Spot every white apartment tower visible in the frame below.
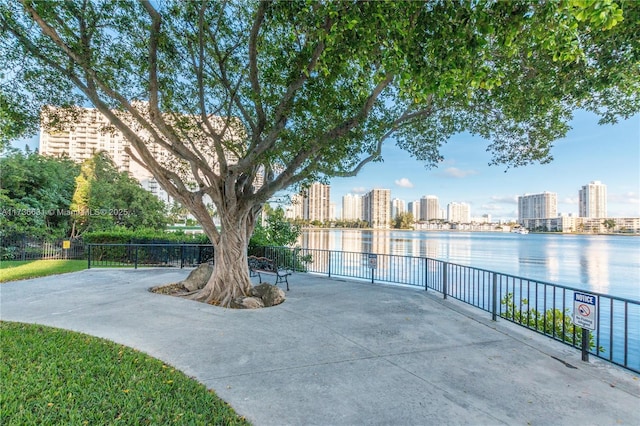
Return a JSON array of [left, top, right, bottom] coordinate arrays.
[[407, 200, 420, 221], [390, 198, 406, 219], [303, 183, 331, 223], [363, 189, 391, 228], [419, 195, 440, 221], [285, 193, 305, 220], [447, 202, 471, 223], [40, 107, 136, 175], [518, 192, 557, 221], [579, 181, 607, 218], [342, 194, 363, 220], [39, 105, 235, 208]]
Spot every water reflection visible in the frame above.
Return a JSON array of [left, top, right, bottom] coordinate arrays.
[[297, 229, 639, 300], [580, 239, 610, 294]]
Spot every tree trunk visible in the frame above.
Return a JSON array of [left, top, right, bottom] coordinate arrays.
[[193, 212, 254, 307]]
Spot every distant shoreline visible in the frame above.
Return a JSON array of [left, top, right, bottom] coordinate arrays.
[[300, 227, 639, 236]]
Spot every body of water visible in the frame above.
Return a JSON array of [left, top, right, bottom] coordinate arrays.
[[299, 229, 640, 302]]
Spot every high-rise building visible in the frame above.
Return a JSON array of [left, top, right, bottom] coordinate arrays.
[[303, 183, 331, 223], [363, 189, 391, 228], [447, 202, 471, 223], [518, 192, 557, 221], [407, 200, 420, 221], [286, 193, 304, 220], [419, 195, 439, 221], [140, 177, 173, 204], [390, 198, 406, 219], [39, 105, 238, 208], [40, 107, 136, 175], [342, 194, 363, 220], [579, 181, 607, 218]]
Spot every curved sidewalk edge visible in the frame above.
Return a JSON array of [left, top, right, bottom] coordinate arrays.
[[1, 268, 639, 426]]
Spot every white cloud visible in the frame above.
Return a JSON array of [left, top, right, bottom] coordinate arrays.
[[351, 186, 368, 194], [394, 177, 414, 188], [442, 167, 478, 178]]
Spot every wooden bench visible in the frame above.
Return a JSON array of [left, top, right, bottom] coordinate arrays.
[[248, 256, 292, 291]]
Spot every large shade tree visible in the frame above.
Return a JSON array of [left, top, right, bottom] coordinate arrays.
[[1, 1, 638, 306]]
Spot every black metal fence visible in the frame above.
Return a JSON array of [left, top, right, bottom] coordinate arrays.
[[87, 243, 214, 269], [264, 246, 640, 374], [0, 235, 84, 261]]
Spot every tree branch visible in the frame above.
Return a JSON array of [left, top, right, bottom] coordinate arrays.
[[327, 96, 436, 178], [239, 12, 335, 171], [256, 72, 395, 198], [249, 1, 267, 134]]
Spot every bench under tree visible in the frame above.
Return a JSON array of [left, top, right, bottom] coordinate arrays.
[[248, 256, 292, 291]]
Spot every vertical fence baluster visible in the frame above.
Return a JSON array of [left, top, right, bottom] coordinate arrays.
[[442, 262, 448, 300], [424, 257, 428, 291], [624, 302, 628, 367]]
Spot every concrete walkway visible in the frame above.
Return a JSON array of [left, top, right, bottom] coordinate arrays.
[[1, 268, 639, 425]]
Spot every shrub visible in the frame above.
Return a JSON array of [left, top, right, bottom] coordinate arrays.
[[500, 293, 603, 352]]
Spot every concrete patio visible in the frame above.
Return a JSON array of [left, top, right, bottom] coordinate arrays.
[[1, 268, 638, 425]]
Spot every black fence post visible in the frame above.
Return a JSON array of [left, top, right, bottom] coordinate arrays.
[[328, 250, 332, 277], [442, 262, 448, 300], [581, 328, 590, 362], [492, 273, 498, 321], [87, 244, 92, 269], [424, 257, 428, 291], [134, 245, 139, 269], [180, 245, 185, 269]]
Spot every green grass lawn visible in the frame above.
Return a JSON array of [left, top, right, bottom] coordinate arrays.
[[0, 259, 87, 283], [0, 321, 251, 425]]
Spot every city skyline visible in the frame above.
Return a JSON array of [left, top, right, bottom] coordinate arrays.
[[10, 109, 639, 220], [321, 110, 639, 220]]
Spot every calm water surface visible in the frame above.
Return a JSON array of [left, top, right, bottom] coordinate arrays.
[[299, 230, 640, 301]]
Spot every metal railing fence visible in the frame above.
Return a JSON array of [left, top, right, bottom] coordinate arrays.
[[87, 243, 214, 269], [1, 235, 84, 261], [264, 246, 640, 374]]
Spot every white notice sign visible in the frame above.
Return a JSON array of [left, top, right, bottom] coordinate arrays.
[[573, 292, 597, 330]]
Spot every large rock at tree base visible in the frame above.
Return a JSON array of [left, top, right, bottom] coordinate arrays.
[[177, 265, 286, 308], [251, 283, 286, 307], [180, 263, 213, 292], [230, 296, 265, 309]]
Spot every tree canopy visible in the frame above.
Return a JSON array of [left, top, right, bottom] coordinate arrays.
[[2, 0, 638, 306], [69, 151, 168, 237], [0, 149, 168, 240], [0, 147, 79, 239]]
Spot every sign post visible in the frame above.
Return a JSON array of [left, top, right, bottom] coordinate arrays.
[[573, 291, 597, 362], [368, 254, 377, 283], [62, 240, 71, 260]]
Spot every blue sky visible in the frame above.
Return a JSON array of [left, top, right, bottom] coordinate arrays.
[[12, 109, 639, 221], [326, 110, 640, 220]]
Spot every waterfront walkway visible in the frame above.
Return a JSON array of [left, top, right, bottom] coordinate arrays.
[[1, 268, 639, 425]]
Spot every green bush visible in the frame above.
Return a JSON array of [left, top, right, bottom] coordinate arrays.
[[500, 293, 603, 352], [83, 228, 210, 245]]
